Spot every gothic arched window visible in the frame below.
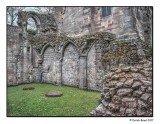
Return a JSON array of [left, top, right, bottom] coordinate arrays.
[[26, 18, 37, 35]]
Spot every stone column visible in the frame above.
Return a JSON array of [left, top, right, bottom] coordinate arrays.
[[79, 56, 87, 89], [22, 40, 30, 83], [58, 58, 63, 86]]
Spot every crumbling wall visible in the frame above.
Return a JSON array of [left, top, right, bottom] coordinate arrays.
[[90, 59, 152, 116], [7, 25, 22, 85], [62, 43, 79, 87], [7, 24, 142, 91], [7, 8, 152, 92], [87, 43, 97, 90], [42, 46, 59, 83], [62, 7, 137, 40]]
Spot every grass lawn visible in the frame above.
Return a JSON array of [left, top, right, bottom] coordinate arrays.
[[7, 83, 100, 116]]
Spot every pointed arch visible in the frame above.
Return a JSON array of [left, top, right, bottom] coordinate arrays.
[[40, 43, 52, 56], [27, 12, 41, 26], [61, 41, 79, 87], [61, 41, 80, 58], [86, 40, 97, 56]]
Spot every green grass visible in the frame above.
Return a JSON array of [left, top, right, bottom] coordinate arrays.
[[7, 83, 100, 116]]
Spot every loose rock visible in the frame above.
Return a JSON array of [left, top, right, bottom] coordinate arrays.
[[45, 91, 63, 97]]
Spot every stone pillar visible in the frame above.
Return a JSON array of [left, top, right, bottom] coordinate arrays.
[[22, 41, 30, 83], [58, 58, 63, 86], [79, 56, 87, 89]]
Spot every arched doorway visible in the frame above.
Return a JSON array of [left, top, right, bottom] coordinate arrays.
[[42, 46, 59, 84], [62, 43, 79, 87]]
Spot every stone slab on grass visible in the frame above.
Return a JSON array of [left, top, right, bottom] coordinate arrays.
[[45, 91, 63, 97], [23, 86, 35, 90]]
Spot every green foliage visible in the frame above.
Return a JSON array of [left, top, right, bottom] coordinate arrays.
[[146, 47, 152, 58], [27, 29, 37, 35], [7, 83, 100, 116]]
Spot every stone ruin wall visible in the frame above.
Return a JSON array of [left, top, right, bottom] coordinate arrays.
[[62, 7, 136, 38], [26, 32, 118, 91], [90, 59, 152, 116], [7, 25, 22, 85], [62, 43, 79, 87], [7, 26, 144, 91], [7, 7, 152, 91]]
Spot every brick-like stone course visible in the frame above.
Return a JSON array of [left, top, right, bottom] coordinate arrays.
[[90, 59, 152, 116]]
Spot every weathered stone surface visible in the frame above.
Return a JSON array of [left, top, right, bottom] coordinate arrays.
[[42, 46, 60, 83], [62, 43, 79, 87], [109, 88, 117, 96], [23, 86, 35, 90], [119, 107, 126, 116], [124, 74, 132, 78], [125, 108, 136, 116], [115, 69, 122, 73], [112, 95, 121, 104], [108, 103, 120, 112], [140, 85, 147, 92], [116, 82, 124, 88], [104, 72, 114, 79], [140, 70, 151, 77], [92, 57, 152, 116], [104, 110, 112, 116], [111, 67, 118, 72], [95, 104, 106, 114], [146, 86, 152, 93], [45, 91, 63, 97], [101, 99, 109, 107], [122, 97, 136, 102], [147, 96, 152, 105], [131, 73, 144, 78], [117, 88, 133, 96], [132, 81, 142, 89], [90, 110, 96, 116], [87, 43, 97, 90], [119, 78, 126, 83], [133, 90, 143, 97], [108, 81, 117, 88], [137, 99, 148, 109], [141, 93, 151, 101], [130, 67, 139, 72], [103, 87, 109, 92], [141, 80, 152, 86], [124, 79, 134, 88], [121, 67, 130, 72], [136, 110, 146, 116], [122, 97, 137, 108], [111, 75, 119, 80]]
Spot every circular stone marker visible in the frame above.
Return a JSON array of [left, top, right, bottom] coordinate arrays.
[[45, 91, 63, 97], [23, 86, 35, 90]]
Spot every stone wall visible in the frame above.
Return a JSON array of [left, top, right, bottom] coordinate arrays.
[[7, 7, 152, 92], [62, 43, 79, 87], [42, 46, 59, 83], [62, 7, 137, 40], [7, 25, 22, 85], [90, 59, 152, 116], [87, 43, 97, 90], [7, 26, 144, 91]]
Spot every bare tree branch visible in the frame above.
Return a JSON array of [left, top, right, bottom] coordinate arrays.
[[7, 7, 25, 26]]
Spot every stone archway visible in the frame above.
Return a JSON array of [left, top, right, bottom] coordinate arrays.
[[62, 43, 79, 87], [42, 46, 60, 84]]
